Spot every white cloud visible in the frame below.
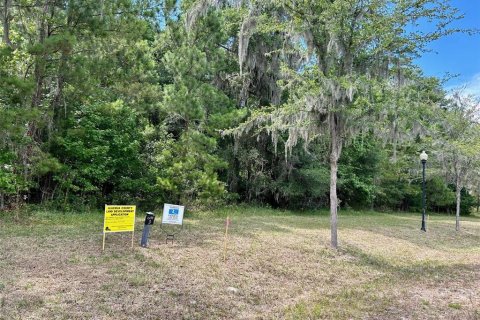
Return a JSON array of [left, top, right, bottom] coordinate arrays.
[[446, 73, 480, 98], [445, 75, 480, 122]]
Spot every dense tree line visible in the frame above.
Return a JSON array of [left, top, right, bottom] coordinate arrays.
[[1, 0, 479, 226]]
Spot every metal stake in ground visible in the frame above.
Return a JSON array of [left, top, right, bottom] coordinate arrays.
[[141, 212, 155, 247], [420, 151, 428, 232], [161, 204, 185, 245]]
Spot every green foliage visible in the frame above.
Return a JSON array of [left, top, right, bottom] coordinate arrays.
[[0, 152, 17, 195], [52, 101, 143, 206], [339, 137, 380, 209], [144, 126, 227, 206], [426, 176, 455, 211], [447, 186, 476, 216], [144, 9, 241, 206], [228, 138, 331, 209], [0, 0, 477, 216]]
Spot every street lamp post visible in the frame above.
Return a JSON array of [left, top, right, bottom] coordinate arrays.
[[420, 151, 428, 232]]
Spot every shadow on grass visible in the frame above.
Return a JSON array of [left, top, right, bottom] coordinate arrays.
[[2, 207, 479, 256], [228, 211, 480, 252], [180, 211, 480, 254], [285, 234, 480, 319], [341, 244, 480, 281], [344, 218, 480, 252]]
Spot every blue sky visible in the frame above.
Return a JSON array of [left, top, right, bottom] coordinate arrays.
[[415, 0, 480, 96]]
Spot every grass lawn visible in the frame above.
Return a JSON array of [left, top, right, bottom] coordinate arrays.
[[0, 207, 479, 319]]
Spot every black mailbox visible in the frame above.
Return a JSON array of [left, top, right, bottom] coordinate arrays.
[[141, 212, 155, 247], [144, 212, 155, 225]]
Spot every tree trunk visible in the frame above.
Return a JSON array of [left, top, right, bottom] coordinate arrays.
[[52, 53, 67, 123], [32, 53, 46, 109], [392, 119, 397, 163], [14, 190, 20, 221], [0, 192, 4, 210], [477, 193, 479, 213], [477, 183, 479, 213], [329, 112, 342, 249], [31, 2, 49, 109], [1, 0, 12, 47], [229, 150, 240, 194], [329, 155, 339, 248], [455, 178, 461, 231]]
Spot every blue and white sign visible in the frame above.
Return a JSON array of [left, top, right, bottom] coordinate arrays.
[[162, 204, 185, 225]]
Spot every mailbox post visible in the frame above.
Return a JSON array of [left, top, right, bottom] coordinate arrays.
[[140, 212, 155, 247]]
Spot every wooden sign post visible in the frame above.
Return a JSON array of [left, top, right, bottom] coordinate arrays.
[[223, 216, 231, 262]]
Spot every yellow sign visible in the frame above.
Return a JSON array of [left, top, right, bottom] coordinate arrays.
[[104, 205, 136, 232], [103, 205, 136, 250]]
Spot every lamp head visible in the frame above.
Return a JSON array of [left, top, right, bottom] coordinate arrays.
[[420, 150, 428, 162]]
